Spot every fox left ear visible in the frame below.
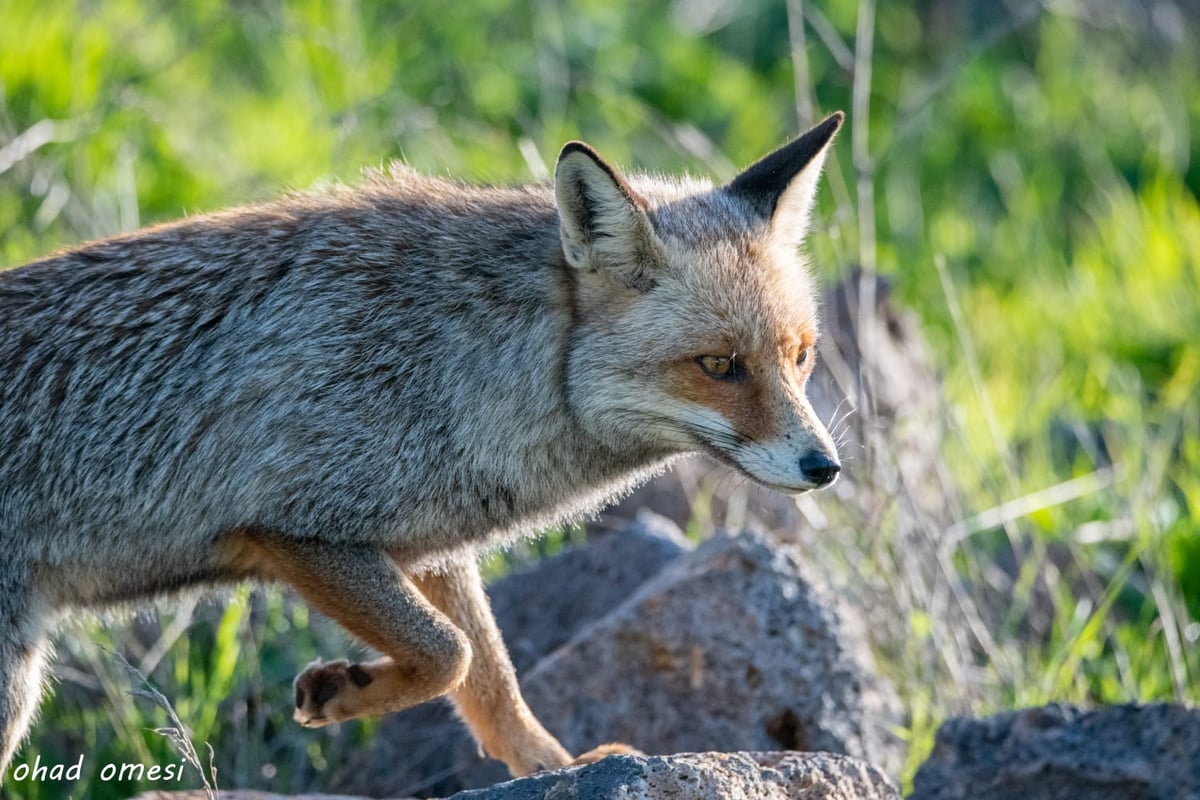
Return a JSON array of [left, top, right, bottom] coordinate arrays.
[[725, 111, 844, 245], [555, 141, 665, 291]]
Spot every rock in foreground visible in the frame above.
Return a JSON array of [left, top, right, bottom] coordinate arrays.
[[910, 703, 1200, 800], [452, 751, 899, 800], [521, 531, 901, 772], [136, 751, 898, 800]]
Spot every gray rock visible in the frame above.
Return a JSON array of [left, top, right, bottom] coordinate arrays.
[[138, 751, 897, 800], [450, 751, 899, 800], [520, 531, 901, 773], [493, 512, 691, 674], [909, 703, 1200, 800]]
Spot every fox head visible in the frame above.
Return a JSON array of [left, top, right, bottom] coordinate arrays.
[[555, 112, 844, 493]]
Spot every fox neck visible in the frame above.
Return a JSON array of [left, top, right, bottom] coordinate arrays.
[[454, 292, 679, 534], [373, 221, 680, 548]]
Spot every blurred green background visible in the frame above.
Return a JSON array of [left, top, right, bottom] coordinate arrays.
[[2, 0, 1198, 797]]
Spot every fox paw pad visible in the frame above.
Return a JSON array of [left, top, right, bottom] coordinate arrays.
[[293, 659, 373, 727]]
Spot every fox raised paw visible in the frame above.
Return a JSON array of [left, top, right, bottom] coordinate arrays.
[[293, 659, 375, 727]]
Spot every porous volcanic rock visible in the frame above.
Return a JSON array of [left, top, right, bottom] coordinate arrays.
[[138, 750, 899, 800], [910, 703, 1200, 800], [519, 531, 900, 770]]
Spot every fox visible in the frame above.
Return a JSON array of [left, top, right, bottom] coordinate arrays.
[[0, 111, 844, 782]]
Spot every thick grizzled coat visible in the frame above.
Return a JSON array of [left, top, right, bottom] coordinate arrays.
[[2, 179, 653, 601]]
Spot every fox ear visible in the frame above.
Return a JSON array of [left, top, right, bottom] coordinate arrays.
[[555, 141, 664, 291], [726, 111, 844, 245]]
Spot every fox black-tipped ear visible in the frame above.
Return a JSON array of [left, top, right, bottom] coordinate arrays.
[[726, 111, 844, 242], [555, 141, 664, 291]]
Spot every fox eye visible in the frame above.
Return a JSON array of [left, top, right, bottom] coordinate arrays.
[[697, 355, 744, 381], [796, 347, 812, 368]]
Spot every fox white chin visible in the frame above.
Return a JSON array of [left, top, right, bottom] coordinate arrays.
[[749, 476, 838, 495], [689, 439, 841, 495], [728, 459, 842, 495]]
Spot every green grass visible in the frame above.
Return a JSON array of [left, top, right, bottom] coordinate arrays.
[[2, 0, 1198, 797]]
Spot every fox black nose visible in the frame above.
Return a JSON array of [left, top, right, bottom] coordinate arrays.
[[799, 452, 841, 487]]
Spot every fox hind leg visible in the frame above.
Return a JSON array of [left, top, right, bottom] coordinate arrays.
[[0, 572, 50, 781]]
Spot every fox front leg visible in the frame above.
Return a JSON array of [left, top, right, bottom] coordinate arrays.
[[411, 557, 644, 775], [410, 556, 573, 776], [225, 534, 472, 726]]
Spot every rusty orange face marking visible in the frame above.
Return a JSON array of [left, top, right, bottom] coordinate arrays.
[[663, 357, 776, 444]]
